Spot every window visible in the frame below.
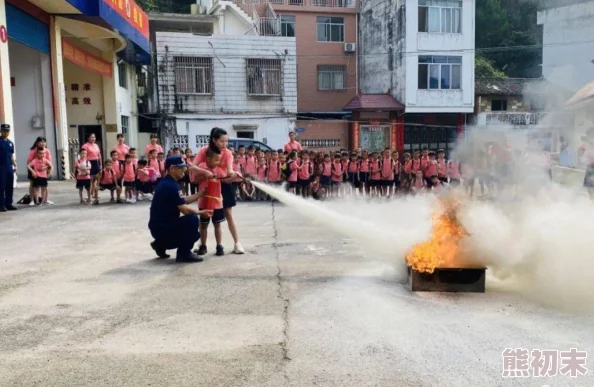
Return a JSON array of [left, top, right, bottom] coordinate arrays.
[[418, 56, 461, 90], [316, 17, 344, 42], [281, 15, 295, 37], [491, 99, 508, 111], [237, 131, 255, 139], [121, 115, 130, 143], [418, 0, 462, 33], [118, 62, 127, 89], [174, 56, 213, 95], [318, 65, 346, 90], [246, 59, 282, 96]]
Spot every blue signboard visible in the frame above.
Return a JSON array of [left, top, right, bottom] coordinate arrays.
[[65, 0, 150, 56], [295, 127, 305, 133]]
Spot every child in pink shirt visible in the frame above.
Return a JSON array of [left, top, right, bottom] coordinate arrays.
[[136, 159, 156, 199], [267, 151, 282, 185], [195, 149, 230, 256], [381, 149, 395, 196], [256, 157, 268, 200], [331, 153, 344, 197], [245, 146, 257, 177], [99, 159, 120, 203], [411, 171, 426, 193], [424, 151, 438, 187], [145, 134, 163, 157], [122, 154, 137, 203], [319, 154, 332, 197], [298, 152, 313, 198], [27, 147, 53, 205], [402, 153, 412, 191], [287, 151, 300, 194], [369, 153, 382, 196], [76, 149, 92, 204], [113, 134, 130, 164], [109, 150, 124, 203]]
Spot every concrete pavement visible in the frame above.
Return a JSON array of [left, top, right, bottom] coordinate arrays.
[[0, 182, 592, 387]]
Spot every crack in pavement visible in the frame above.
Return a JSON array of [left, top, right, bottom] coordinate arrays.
[[270, 201, 292, 369]]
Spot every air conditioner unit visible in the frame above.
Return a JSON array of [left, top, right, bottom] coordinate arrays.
[[344, 43, 356, 53]]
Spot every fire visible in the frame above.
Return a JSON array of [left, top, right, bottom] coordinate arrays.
[[406, 197, 468, 273]]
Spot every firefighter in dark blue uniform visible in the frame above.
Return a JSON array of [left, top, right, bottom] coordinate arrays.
[[148, 155, 211, 262], [0, 124, 17, 212]]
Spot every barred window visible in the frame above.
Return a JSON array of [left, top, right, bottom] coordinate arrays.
[[174, 56, 213, 95], [318, 65, 346, 90], [246, 58, 282, 96]]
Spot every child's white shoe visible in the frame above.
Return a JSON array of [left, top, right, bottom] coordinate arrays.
[[233, 242, 245, 254]]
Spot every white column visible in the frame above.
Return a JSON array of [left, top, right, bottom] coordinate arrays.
[[50, 17, 70, 179], [0, 0, 14, 142], [102, 51, 118, 152]]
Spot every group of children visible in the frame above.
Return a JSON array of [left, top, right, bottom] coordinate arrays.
[[75, 134, 166, 205], [226, 145, 462, 200]]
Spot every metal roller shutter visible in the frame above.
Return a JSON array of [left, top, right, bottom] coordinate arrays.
[[6, 4, 49, 55]]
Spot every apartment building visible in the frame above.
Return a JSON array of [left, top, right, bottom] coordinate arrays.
[[357, 0, 475, 154], [151, 6, 297, 151]]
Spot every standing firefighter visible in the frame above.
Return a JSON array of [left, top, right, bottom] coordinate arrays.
[[0, 124, 17, 212]]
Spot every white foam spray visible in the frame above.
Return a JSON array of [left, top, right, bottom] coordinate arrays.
[[251, 181, 435, 281]]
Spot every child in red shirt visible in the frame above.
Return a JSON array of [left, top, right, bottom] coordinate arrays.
[[195, 149, 230, 256], [27, 147, 53, 205], [99, 159, 120, 203]]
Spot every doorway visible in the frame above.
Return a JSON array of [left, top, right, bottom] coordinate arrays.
[[78, 125, 104, 156]]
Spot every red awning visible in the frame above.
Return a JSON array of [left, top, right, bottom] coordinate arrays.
[[344, 94, 405, 111]]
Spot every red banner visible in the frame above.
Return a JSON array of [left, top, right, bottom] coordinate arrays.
[[103, 0, 149, 39], [62, 39, 113, 78], [391, 120, 397, 150]]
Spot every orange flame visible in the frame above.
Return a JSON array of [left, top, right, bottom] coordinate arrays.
[[406, 198, 468, 273]]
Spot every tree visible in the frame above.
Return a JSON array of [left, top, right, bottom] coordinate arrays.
[[476, 0, 542, 78], [476, 56, 506, 78]]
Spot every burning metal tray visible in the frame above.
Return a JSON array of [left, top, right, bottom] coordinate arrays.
[[407, 266, 486, 293]]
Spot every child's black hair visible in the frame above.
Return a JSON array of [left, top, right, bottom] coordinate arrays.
[[138, 159, 148, 167], [125, 154, 132, 159], [110, 150, 118, 156], [206, 147, 221, 159], [117, 133, 125, 139], [129, 147, 137, 153], [324, 153, 330, 158], [247, 145, 255, 151], [79, 148, 87, 153]]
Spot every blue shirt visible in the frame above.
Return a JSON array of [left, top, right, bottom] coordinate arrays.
[[148, 175, 186, 232], [0, 137, 14, 169]]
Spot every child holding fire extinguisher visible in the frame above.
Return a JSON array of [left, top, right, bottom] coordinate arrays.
[[194, 148, 234, 257]]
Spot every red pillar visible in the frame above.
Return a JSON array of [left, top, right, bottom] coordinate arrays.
[[352, 121, 360, 150], [393, 114, 404, 152]]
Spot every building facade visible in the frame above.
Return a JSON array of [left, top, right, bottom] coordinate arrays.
[[537, 1, 594, 93], [357, 0, 475, 154], [0, 0, 150, 179], [152, 6, 297, 152], [199, 0, 359, 151], [474, 77, 573, 154]]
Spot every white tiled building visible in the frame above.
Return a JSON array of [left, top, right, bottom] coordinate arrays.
[[153, 7, 297, 152], [359, 0, 475, 113]]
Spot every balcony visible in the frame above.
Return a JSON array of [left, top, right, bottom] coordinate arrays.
[[477, 112, 573, 128]]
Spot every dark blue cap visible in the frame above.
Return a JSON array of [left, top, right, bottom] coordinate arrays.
[[165, 155, 188, 169], [0, 124, 10, 131]]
